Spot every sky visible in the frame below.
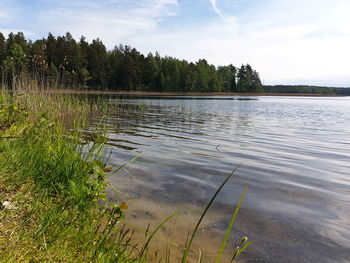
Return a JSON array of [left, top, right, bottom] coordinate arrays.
[[1, 0, 350, 86]]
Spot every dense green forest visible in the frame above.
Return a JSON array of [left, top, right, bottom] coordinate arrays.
[[333, 87, 350, 95], [264, 85, 335, 94], [2, 31, 349, 94], [0, 31, 263, 93], [264, 85, 350, 95]]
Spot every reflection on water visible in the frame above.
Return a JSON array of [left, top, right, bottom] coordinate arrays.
[[92, 95, 350, 262]]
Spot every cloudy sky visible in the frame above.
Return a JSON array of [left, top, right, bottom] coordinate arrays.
[[1, 0, 350, 86]]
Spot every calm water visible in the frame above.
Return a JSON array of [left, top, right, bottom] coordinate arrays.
[[94, 95, 350, 262]]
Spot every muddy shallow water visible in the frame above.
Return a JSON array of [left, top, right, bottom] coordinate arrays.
[[92, 95, 350, 262]]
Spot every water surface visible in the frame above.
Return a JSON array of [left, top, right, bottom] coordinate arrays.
[[94, 95, 350, 262]]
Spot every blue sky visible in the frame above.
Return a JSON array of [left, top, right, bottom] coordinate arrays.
[[1, 0, 350, 86]]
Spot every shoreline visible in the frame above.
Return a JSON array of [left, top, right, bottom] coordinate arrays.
[[52, 89, 341, 97]]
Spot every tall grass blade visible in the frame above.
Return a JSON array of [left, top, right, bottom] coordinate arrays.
[[181, 165, 240, 263], [231, 238, 252, 262], [197, 248, 203, 263], [139, 211, 182, 260], [215, 184, 248, 263]]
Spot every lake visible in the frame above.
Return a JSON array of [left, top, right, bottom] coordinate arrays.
[[92, 95, 350, 262]]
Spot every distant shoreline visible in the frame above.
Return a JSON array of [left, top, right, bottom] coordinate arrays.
[[52, 89, 342, 97]]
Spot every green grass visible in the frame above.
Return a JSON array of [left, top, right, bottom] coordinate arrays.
[[0, 80, 250, 262], [0, 89, 141, 262]]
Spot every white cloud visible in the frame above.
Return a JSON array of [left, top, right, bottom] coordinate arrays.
[[0, 1, 33, 37], [37, 0, 178, 47], [135, 0, 350, 86], [209, 0, 223, 19]]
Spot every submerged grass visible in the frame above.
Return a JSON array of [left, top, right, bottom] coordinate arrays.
[[0, 76, 250, 262]]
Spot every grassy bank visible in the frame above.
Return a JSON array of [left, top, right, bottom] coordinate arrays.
[[0, 82, 250, 262], [0, 88, 145, 262]]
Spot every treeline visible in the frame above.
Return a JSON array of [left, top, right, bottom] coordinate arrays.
[[333, 87, 350, 95], [264, 85, 335, 95], [264, 85, 350, 95], [0, 32, 263, 93]]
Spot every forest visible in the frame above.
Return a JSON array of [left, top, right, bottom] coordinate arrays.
[[264, 85, 350, 95], [0, 32, 263, 93], [264, 85, 335, 95]]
